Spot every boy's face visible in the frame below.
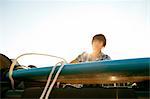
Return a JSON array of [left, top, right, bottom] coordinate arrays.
[[92, 40, 104, 52]]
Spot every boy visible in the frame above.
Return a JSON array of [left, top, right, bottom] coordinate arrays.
[[63, 34, 111, 88], [70, 34, 111, 63]]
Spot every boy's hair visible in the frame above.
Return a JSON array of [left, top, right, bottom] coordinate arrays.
[[92, 34, 106, 47]]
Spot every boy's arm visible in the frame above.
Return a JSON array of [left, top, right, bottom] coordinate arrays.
[[70, 52, 85, 64], [70, 58, 79, 64]]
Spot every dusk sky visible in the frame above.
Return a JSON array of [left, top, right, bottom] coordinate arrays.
[[1, 0, 150, 67]]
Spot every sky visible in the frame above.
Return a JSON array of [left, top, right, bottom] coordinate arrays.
[[0, 0, 150, 67]]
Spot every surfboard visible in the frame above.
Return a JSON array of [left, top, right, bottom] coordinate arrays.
[[5, 58, 150, 84]]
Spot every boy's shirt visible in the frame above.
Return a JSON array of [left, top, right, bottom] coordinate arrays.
[[76, 52, 111, 62]]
